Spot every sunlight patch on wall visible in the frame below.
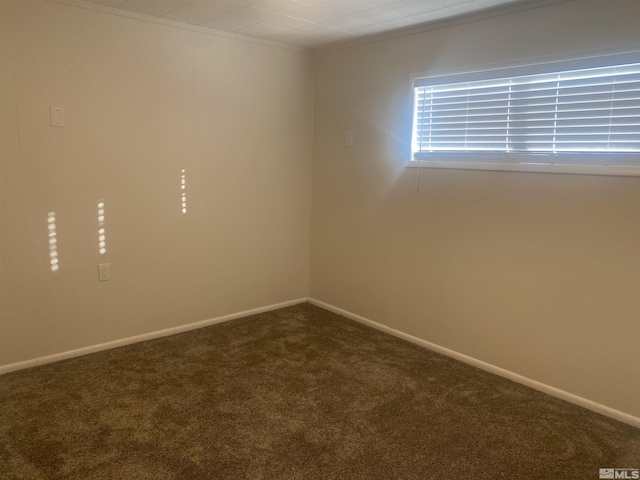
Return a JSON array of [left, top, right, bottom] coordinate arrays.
[[181, 169, 187, 214], [97, 200, 106, 255], [47, 212, 59, 272]]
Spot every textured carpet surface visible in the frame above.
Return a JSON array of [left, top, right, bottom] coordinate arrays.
[[0, 303, 639, 479]]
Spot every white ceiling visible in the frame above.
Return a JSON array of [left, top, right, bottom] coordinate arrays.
[[80, 0, 539, 48]]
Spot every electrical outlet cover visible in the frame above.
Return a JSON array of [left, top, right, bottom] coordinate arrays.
[[98, 263, 110, 282]]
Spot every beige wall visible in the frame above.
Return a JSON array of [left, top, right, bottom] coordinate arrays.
[[0, 0, 313, 367], [311, 0, 640, 418]]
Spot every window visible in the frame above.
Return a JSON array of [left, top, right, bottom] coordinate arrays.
[[411, 53, 640, 175]]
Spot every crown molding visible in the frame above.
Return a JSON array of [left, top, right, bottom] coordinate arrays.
[[49, 0, 310, 53], [316, 0, 573, 52]]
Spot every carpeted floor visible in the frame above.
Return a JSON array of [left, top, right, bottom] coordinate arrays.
[[0, 303, 639, 479]]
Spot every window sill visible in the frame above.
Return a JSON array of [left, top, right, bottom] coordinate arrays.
[[406, 160, 640, 177]]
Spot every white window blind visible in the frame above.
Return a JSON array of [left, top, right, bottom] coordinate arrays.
[[412, 55, 640, 165]]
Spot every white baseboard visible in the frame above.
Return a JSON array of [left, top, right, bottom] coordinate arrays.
[[308, 298, 640, 429], [0, 298, 308, 376]]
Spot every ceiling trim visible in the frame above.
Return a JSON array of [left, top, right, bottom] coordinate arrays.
[[317, 0, 574, 52], [48, 0, 310, 52]]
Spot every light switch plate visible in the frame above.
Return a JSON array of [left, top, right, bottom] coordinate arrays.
[[50, 107, 64, 127], [345, 131, 353, 147]]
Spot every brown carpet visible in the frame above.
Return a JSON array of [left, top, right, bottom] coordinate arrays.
[[0, 303, 639, 479]]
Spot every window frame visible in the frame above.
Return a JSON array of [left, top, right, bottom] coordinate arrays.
[[408, 52, 640, 177]]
